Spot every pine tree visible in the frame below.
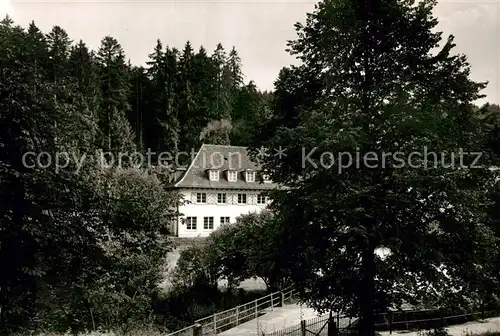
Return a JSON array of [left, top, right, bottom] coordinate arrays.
[[231, 81, 264, 145], [145, 40, 180, 155], [46, 26, 72, 81], [0, 14, 13, 25], [68, 41, 101, 150], [96, 36, 136, 156], [143, 40, 164, 152], [227, 46, 243, 91], [211, 43, 232, 120], [192, 45, 217, 130], [129, 65, 148, 149], [162, 46, 181, 154], [26, 21, 49, 73], [46, 26, 79, 150], [196, 43, 233, 145], [177, 42, 199, 150]]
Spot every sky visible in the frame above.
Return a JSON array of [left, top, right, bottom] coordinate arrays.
[[1, 0, 499, 104]]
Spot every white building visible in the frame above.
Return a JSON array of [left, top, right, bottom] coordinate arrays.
[[169, 144, 279, 238]]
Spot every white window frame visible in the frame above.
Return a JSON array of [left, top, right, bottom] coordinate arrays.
[[203, 216, 214, 230], [237, 193, 247, 204], [217, 193, 227, 204], [209, 170, 219, 181], [196, 192, 206, 203], [220, 216, 230, 225], [257, 194, 267, 204], [245, 171, 256, 182], [227, 170, 237, 182], [186, 217, 197, 230], [262, 174, 271, 183]]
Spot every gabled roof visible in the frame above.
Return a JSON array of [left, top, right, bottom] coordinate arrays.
[[173, 144, 278, 190]]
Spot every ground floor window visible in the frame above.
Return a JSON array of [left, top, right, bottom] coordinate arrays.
[[257, 194, 267, 204], [186, 217, 197, 230], [204, 216, 214, 230]]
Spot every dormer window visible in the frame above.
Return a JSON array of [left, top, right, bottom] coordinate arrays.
[[209, 170, 219, 181], [227, 170, 237, 182], [245, 171, 256, 183], [262, 174, 271, 183]]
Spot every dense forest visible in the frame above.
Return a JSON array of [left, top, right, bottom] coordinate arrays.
[[2, 15, 271, 159], [0, 15, 272, 335]]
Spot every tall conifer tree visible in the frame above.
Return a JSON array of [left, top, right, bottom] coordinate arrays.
[[96, 36, 135, 155]]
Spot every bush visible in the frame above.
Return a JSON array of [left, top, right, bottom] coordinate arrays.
[[2, 166, 179, 335], [76, 167, 176, 332], [170, 241, 219, 289], [420, 327, 451, 336], [153, 285, 268, 332], [206, 210, 291, 290], [159, 210, 287, 332]]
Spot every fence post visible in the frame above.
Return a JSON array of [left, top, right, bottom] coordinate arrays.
[[193, 323, 202, 336], [389, 311, 393, 334], [235, 306, 239, 326], [281, 291, 285, 306], [438, 307, 443, 329], [270, 292, 274, 310], [328, 311, 338, 336], [301, 320, 306, 336], [255, 299, 258, 318], [214, 313, 217, 335]]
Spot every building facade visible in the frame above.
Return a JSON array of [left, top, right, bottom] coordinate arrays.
[[169, 144, 279, 238]]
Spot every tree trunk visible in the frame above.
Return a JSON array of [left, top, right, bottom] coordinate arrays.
[[359, 243, 376, 336]]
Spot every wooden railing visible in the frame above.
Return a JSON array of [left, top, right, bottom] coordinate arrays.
[[165, 287, 296, 336]]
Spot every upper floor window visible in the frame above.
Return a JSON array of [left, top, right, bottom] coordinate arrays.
[[196, 192, 206, 203], [209, 170, 219, 181], [238, 193, 247, 204], [245, 171, 256, 182], [217, 193, 227, 204], [227, 170, 237, 182]]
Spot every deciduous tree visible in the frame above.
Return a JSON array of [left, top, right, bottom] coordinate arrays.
[[252, 1, 498, 336]]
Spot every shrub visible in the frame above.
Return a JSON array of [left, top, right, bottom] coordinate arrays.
[[420, 327, 451, 336], [5, 166, 179, 334]]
